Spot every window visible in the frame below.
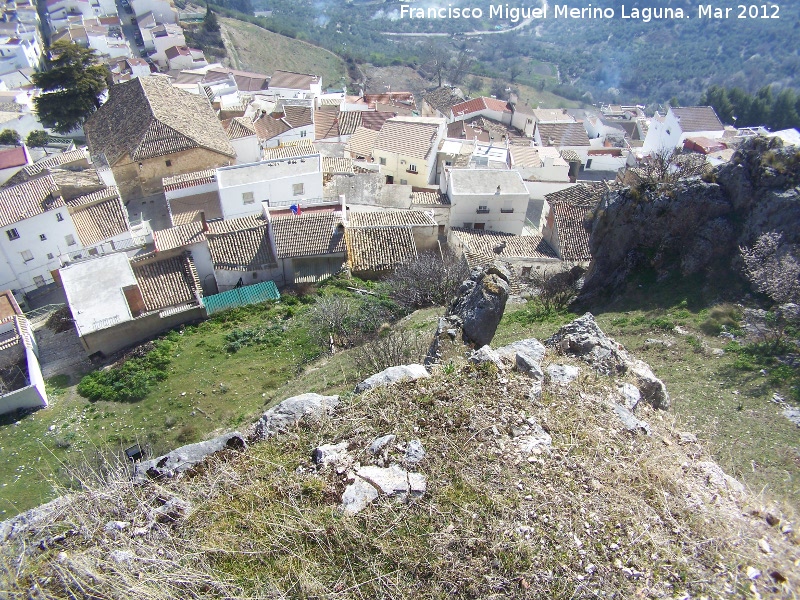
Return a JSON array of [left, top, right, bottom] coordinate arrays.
[[463, 222, 472, 229], [473, 223, 485, 230], [165, 159, 172, 167], [292, 183, 304, 196], [585, 159, 593, 169], [88, 248, 99, 256], [56, 213, 64, 222], [477, 204, 489, 214], [46, 253, 54, 260], [300, 130, 307, 138], [65, 234, 76, 246], [521, 266, 531, 277], [252, 272, 258, 279], [400, 179, 407, 185], [33, 275, 46, 288], [438, 224, 445, 236], [408, 164, 417, 173], [379, 157, 386, 166], [445, 161, 452, 166], [39, 234, 47, 241], [6, 228, 19, 241], [242, 191, 255, 205], [21, 249, 33, 262]]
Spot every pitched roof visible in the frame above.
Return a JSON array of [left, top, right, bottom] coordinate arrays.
[[360, 111, 395, 132], [270, 212, 345, 258], [206, 215, 277, 271], [550, 202, 593, 262], [167, 190, 222, 226], [205, 67, 269, 92], [373, 120, 438, 160], [362, 92, 416, 109], [131, 253, 202, 311], [223, 116, 257, 140], [451, 228, 558, 263], [315, 108, 362, 140], [153, 221, 206, 251], [345, 227, 417, 273], [14, 148, 88, 182], [0, 146, 27, 170], [423, 87, 463, 114], [252, 113, 292, 141], [322, 156, 354, 175], [347, 210, 436, 228], [262, 140, 317, 160], [451, 97, 511, 118], [67, 187, 128, 247], [531, 108, 575, 123], [536, 122, 590, 147], [269, 70, 320, 91], [670, 106, 724, 133], [448, 116, 522, 143], [84, 76, 235, 165], [411, 190, 450, 206], [509, 145, 542, 168], [283, 106, 313, 127], [0, 174, 62, 228], [163, 169, 216, 192], [544, 182, 605, 207], [347, 126, 378, 158]]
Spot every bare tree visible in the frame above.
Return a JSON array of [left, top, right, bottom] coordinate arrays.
[[508, 63, 522, 83], [423, 41, 452, 88], [449, 49, 474, 86], [306, 295, 391, 352], [631, 147, 707, 190], [466, 75, 483, 97], [527, 265, 585, 312], [388, 250, 469, 310], [740, 232, 800, 305], [351, 329, 429, 377]]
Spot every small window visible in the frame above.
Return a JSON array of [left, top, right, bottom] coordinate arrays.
[[165, 159, 172, 167], [400, 179, 407, 185], [408, 164, 417, 173], [88, 248, 99, 256], [473, 223, 485, 230], [252, 272, 258, 279], [21, 249, 33, 262], [65, 234, 76, 246], [33, 275, 46, 288], [585, 159, 593, 169], [39, 234, 47, 241], [300, 130, 307, 138], [242, 191, 255, 205], [46, 253, 54, 260], [292, 183, 304, 196], [6, 228, 19, 241], [379, 157, 386, 166], [445, 161, 452, 166], [463, 222, 472, 229], [56, 213, 64, 222], [521, 266, 532, 277]]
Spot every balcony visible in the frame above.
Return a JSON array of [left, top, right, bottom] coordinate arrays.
[[476, 208, 490, 214], [500, 208, 515, 213], [406, 168, 418, 174]]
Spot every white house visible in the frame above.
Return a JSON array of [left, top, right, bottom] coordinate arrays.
[[533, 121, 592, 165], [642, 106, 725, 155], [372, 117, 447, 187], [0, 36, 41, 71], [223, 116, 260, 164], [149, 23, 185, 65], [0, 298, 47, 416], [509, 145, 570, 182], [268, 70, 322, 99], [164, 45, 207, 71], [46, 0, 117, 23], [442, 169, 529, 235], [252, 105, 314, 148], [130, 0, 178, 23]]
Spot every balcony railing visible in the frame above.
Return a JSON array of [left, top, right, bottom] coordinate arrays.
[[476, 208, 490, 214], [500, 208, 515, 213], [268, 196, 338, 208]]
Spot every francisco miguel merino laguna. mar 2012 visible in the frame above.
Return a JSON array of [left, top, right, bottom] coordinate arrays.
[[399, 3, 782, 22]]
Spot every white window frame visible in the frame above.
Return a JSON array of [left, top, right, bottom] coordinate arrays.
[[6, 228, 19, 241], [242, 191, 255, 205], [379, 157, 386, 166], [20, 249, 33, 262], [65, 234, 76, 246], [292, 183, 304, 196]]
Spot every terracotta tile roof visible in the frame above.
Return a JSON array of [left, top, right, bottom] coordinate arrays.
[[323, 156, 354, 174], [68, 188, 128, 247], [283, 105, 313, 128], [411, 190, 450, 206], [262, 140, 317, 160], [559, 149, 582, 163], [531, 109, 574, 123], [84, 77, 235, 165], [0, 146, 27, 170], [319, 97, 343, 106], [451, 97, 512, 118], [168, 190, 222, 226], [206, 215, 277, 271], [348, 210, 435, 228], [252, 113, 292, 141], [347, 126, 378, 158], [315, 108, 362, 140], [448, 116, 522, 143], [270, 212, 345, 258], [422, 87, 462, 114], [269, 70, 320, 91], [537, 122, 590, 147], [360, 111, 395, 131], [374, 120, 438, 160], [16, 148, 88, 180], [154, 221, 206, 251], [362, 92, 416, 109], [451, 228, 558, 263], [550, 202, 592, 262], [0, 174, 62, 227], [345, 227, 417, 273], [131, 253, 202, 311], [223, 116, 256, 140], [509, 145, 542, 168], [163, 169, 216, 192], [671, 106, 724, 133], [544, 182, 605, 207]]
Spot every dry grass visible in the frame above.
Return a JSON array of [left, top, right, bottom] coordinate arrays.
[[3, 355, 797, 598]]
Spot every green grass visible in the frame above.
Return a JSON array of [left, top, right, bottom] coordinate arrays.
[[221, 18, 346, 86]]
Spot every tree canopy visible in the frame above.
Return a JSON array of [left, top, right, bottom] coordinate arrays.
[[26, 130, 49, 148], [0, 129, 20, 145], [32, 41, 109, 135]]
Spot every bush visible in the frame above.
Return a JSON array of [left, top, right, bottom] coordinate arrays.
[[306, 294, 392, 351], [350, 329, 429, 376], [526, 265, 585, 313], [0, 129, 20, 145], [77, 340, 174, 402], [699, 303, 742, 336], [224, 323, 284, 352], [387, 250, 469, 310]]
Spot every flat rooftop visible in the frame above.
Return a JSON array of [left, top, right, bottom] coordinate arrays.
[[60, 253, 136, 336], [449, 169, 528, 195], [216, 156, 319, 187]]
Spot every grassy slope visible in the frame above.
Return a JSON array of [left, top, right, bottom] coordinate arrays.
[[220, 18, 346, 86]]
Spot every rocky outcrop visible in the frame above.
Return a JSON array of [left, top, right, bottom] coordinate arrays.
[[134, 431, 246, 482], [546, 313, 670, 409], [253, 393, 340, 439], [581, 137, 800, 300], [447, 263, 511, 347], [354, 364, 430, 393]]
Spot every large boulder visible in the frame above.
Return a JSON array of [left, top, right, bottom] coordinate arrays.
[[448, 263, 510, 347], [134, 431, 246, 482], [254, 393, 340, 439], [546, 313, 670, 409], [354, 364, 430, 393]]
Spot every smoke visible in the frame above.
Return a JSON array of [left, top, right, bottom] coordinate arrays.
[[372, 8, 400, 20]]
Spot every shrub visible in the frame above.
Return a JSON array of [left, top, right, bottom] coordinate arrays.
[[526, 265, 585, 313], [224, 323, 284, 352], [306, 294, 392, 351], [350, 329, 429, 376], [387, 250, 469, 310]]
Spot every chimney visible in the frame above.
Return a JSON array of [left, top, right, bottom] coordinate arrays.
[[199, 211, 209, 232]]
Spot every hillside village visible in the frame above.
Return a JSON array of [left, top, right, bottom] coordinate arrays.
[[0, 13, 797, 413]]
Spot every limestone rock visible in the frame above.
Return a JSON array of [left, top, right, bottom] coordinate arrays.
[[355, 364, 430, 393], [514, 423, 552, 453], [448, 263, 510, 347], [515, 352, 544, 380], [153, 496, 191, 523], [617, 382, 641, 411], [613, 404, 651, 435], [312, 442, 350, 468], [628, 359, 670, 410], [404, 439, 425, 464], [546, 364, 580, 385], [468, 345, 504, 369], [696, 461, 745, 494], [134, 432, 246, 482], [496, 338, 546, 365], [254, 393, 340, 439], [369, 434, 396, 455], [341, 464, 427, 514]]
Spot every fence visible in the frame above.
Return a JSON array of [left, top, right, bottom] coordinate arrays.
[[202, 281, 280, 315], [24, 303, 66, 325]]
